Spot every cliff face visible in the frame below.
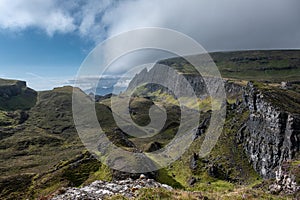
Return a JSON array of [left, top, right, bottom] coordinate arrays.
[[0, 79, 37, 110], [127, 66, 207, 98], [127, 66, 242, 99], [0, 79, 27, 98], [239, 82, 300, 179], [128, 67, 300, 180]]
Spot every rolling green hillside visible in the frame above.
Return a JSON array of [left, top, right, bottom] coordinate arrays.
[[159, 50, 300, 82], [0, 86, 109, 199]]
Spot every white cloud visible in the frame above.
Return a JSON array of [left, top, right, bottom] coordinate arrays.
[[102, 0, 300, 50], [114, 79, 131, 88], [0, 0, 299, 49], [0, 0, 115, 40], [0, 0, 76, 36], [25, 72, 73, 91], [78, 0, 110, 34], [95, 0, 300, 75]]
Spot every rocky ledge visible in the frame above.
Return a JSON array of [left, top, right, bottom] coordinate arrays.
[[51, 175, 172, 200]]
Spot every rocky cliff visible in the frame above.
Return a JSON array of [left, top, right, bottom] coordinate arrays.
[[127, 65, 243, 100], [0, 78, 37, 110], [127, 66, 208, 98], [238, 82, 300, 179], [128, 66, 300, 182], [0, 79, 26, 98]]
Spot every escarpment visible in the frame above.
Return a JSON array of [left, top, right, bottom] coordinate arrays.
[[239, 82, 300, 179], [127, 64, 242, 99], [128, 64, 300, 181], [0, 78, 37, 110]]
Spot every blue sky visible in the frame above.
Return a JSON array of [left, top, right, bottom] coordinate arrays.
[[0, 29, 90, 77], [0, 0, 299, 90]]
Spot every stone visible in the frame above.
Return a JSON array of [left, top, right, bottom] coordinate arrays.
[[188, 177, 197, 186], [269, 166, 300, 194], [189, 153, 199, 171], [208, 164, 219, 178], [280, 82, 292, 89], [51, 178, 173, 200], [139, 174, 146, 179]]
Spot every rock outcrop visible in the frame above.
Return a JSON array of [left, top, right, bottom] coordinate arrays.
[[269, 164, 299, 194], [127, 66, 208, 98], [238, 82, 300, 178], [0, 79, 27, 98], [127, 65, 236, 100], [0, 78, 37, 110], [51, 176, 172, 200]]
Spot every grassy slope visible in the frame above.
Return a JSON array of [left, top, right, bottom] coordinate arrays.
[[252, 82, 300, 114], [159, 50, 300, 82], [0, 86, 112, 199]]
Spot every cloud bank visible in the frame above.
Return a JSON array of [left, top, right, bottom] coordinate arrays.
[[0, 0, 299, 51], [0, 0, 75, 36]]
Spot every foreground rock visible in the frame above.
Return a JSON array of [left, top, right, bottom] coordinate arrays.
[[51, 177, 172, 200], [269, 162, 300, 194]]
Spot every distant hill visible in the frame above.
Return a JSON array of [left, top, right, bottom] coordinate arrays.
[[0, 78, 37, 110], [84, 77, 129, 96], [158, 50, 300, 82], [90, 50, 300, 96]]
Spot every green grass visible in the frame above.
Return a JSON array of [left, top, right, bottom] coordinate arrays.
[[0, 173, 36, 200], [156, 169, 184, 189], [153, 107, 260, 195], [159, 50, 300, 82], [0, 78, 19, 86], [0, 86, 96, 199], [0, 111, 14, 126], [62, 155, 102, 187], [0, 89, 37, 111], [252, 81, 300, 114]]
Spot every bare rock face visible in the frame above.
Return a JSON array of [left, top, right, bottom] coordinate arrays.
[[238, 82, 300, 179], [127, 65, 240, 100], [51, 177, 172, 200], [269, 164, 300, 194], [127, 65, 208, 98], [189, 153, 199, 171]]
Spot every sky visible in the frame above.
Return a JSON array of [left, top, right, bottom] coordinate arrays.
[[0, 0, 299, 90]]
